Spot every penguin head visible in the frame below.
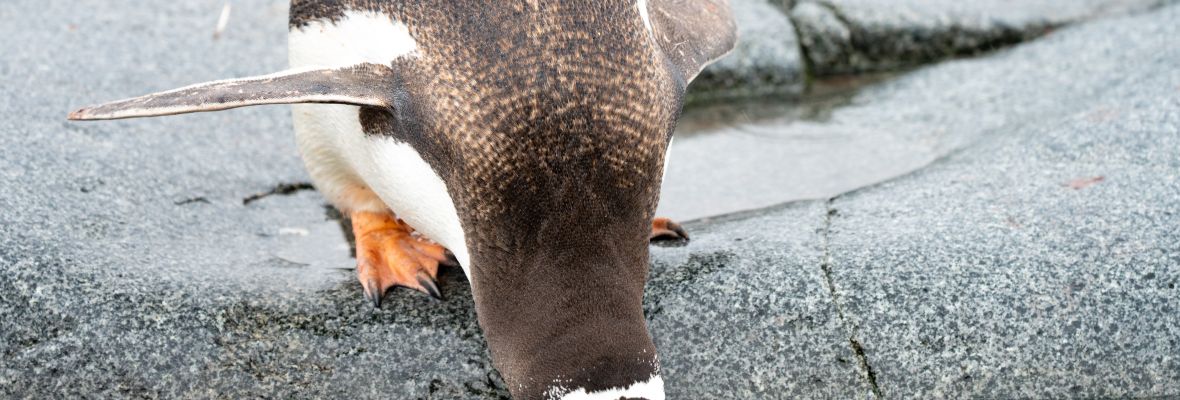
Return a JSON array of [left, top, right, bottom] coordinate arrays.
[[69, 1, 735, 398]]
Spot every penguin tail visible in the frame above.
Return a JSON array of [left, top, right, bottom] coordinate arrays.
[[67, 63, 395, 121]]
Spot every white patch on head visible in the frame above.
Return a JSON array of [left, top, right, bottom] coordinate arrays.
[[287, 11, 472, 275], [637, 0, 654, 37], [289, 10, 418, 67], [553, 375, 665, 400]]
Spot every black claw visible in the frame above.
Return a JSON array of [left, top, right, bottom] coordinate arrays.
[[364, 278, 383, 308], [666, 221, 690, 241], [440, 251, 460, 268], [651, 220, 691, 243], [417, 272, 444, 301]]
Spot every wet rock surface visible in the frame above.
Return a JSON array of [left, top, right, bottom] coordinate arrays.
[[2, 1, 1180, 399], [663, 0, 1180, 219], [663, 9, 1172, 219], [786, 0, 1177, 76], [694, 0, 1177, 97], [688, 0, 807, 102]]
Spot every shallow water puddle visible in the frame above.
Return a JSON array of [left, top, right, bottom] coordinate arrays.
[[658, 72, 967, 220]]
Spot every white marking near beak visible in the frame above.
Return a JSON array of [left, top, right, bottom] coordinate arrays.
[[555, 375, 665, 400]]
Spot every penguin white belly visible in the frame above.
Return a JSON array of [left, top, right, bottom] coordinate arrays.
[[288, 11, 471, 272]]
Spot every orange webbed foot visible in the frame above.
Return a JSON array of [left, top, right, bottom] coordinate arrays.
[[650, 217, 690, 242], [351, 211, 451, 307]]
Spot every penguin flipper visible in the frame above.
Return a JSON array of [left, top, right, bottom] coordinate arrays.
[[646, 0, 738, 83], [68, 63, 395, 121]]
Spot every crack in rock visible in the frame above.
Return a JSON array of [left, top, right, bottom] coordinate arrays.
[[174, 197, 210, 206], [819, 197, 884, 398], [241, 182, 316, 205], [850, 337, 884, 399]]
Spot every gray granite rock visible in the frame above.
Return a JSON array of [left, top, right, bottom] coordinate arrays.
[[823, 5, 1180, 398], [789, 2, 849, 72], [698, 0, 1177, 95], [788, 0, 1177, 75], [648, 202, 869, 399], [688, 0, 807, 102]]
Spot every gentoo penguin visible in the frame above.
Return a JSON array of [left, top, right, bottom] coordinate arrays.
[[68, 1, 735, 398]]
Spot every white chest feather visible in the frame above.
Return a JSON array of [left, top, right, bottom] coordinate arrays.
[[287, 11, 472, 272]]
